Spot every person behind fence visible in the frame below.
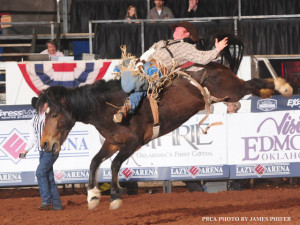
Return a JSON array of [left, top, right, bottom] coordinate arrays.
[[41, 39, 64, 57], [125, 5, 138, 21], [185, 0, 201, 18], [113, 21, 228, 123], [147, 0, 174, 19], [225, 101, 241, 114], [225, 101, 246, 190], [19, 97, 62, 210]]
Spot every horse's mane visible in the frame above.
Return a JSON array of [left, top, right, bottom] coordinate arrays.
[[36, 79, 122, 117]]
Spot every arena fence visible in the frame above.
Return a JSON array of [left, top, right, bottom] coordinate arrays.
[[0, 101, 299, 187]]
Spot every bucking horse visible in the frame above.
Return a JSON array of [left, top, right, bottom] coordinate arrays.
[[36, 59, 292, 210], [35, 31, 292, 210]]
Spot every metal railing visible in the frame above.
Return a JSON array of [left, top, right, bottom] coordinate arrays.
[[253, 54, 300, 79], [88, 14, 300, 55], [0, 21, 56, 39]]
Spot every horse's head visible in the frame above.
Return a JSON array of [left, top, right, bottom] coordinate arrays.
[[37, 86, 76, 154]]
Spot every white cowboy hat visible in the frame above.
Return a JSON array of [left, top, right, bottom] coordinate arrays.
[[224, 101, 241, 111]]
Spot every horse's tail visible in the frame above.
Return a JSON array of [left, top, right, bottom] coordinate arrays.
[[244, 77, 293, 98], [197, 30, 244, 74]]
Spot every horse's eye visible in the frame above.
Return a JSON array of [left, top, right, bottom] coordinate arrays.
[[52, 114, 58, 118]]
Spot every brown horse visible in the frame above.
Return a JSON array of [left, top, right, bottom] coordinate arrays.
[[36, 63, 292, 210]]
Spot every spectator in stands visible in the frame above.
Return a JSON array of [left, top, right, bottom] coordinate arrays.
[[225, 101, 241, 113], [185, 0, 201, 18], [125, 5, 138, 20], [20, 97, 63, 210], [147, 0, 174, 19], [40, 39, 64, 57]]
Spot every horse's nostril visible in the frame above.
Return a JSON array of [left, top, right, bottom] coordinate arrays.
[[43, 142, 48, 150]]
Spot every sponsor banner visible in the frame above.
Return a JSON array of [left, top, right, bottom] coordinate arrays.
[[0, 172, 23, 185], [100, 167, 166, 182], [0, 121, 96, 173], [0, 120, 33, 165], [251, 95, 300, 112], [0, 170, 91, 186], [0, 171, 37, 187], [170, 165, 229, 180], [3, 111, 300, 186], [230, 162, 300, 179], [54, 169, 90, 184], [100, 114, 228, 169], [0, 105, 36, 121], [228, 110, 300, 177]]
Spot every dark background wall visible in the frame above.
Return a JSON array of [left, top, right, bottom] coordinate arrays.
[[1, 0, 300, 58], [68, 0, 300, 58]]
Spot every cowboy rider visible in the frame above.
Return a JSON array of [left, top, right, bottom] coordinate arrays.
[[113, 21, 228, 123]]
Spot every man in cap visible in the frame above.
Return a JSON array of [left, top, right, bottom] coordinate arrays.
[[147, 0, 174, 19], [19, 97, 63, 210], [113, 21, 228, 123]]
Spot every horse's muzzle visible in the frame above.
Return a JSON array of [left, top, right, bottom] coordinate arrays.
[[42, 141, 49, 152], [41, 141, 60, 153]]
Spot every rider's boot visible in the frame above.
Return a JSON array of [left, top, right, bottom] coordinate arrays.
[[113, 100, 131, 123]]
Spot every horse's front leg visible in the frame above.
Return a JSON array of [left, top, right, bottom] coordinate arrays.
[[87, 141, 119, 210], [110, 144, 139, 210]]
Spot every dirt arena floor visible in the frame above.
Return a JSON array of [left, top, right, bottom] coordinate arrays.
[[1, 181, 300, 225]]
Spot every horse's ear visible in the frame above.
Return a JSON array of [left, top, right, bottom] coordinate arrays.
[[31, 97, 38, 109], [36, 93, 48, 113]]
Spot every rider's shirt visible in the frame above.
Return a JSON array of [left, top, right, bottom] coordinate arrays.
[[150, 39, 219, 72]]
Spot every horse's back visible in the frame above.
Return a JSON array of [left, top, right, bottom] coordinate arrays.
[[187, 63, 245, 102]]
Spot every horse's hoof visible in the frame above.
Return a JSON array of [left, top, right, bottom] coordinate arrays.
[[87, 187, 101, 210], [274, 78, 293, 98], [282, 84, 293, 98], [88, 199, 100, 210], [109, 199, 123, 210]]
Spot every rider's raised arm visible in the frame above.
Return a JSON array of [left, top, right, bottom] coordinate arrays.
[[185, 44, 220, 65]]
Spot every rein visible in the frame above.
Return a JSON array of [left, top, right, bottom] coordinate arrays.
[[105, 102, 121, 109]]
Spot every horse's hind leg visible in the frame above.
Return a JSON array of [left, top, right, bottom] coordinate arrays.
[[87, 141, 120, 210], [244, 77, 293, 98], [274, 77, 293, 97]]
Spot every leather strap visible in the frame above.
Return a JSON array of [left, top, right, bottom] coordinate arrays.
[[188, 76, 227, 134], [148, 95, 160, 140], [199, 121, 223, 134], [188, 76, 211, 126], [161, 40, 181, 59]]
